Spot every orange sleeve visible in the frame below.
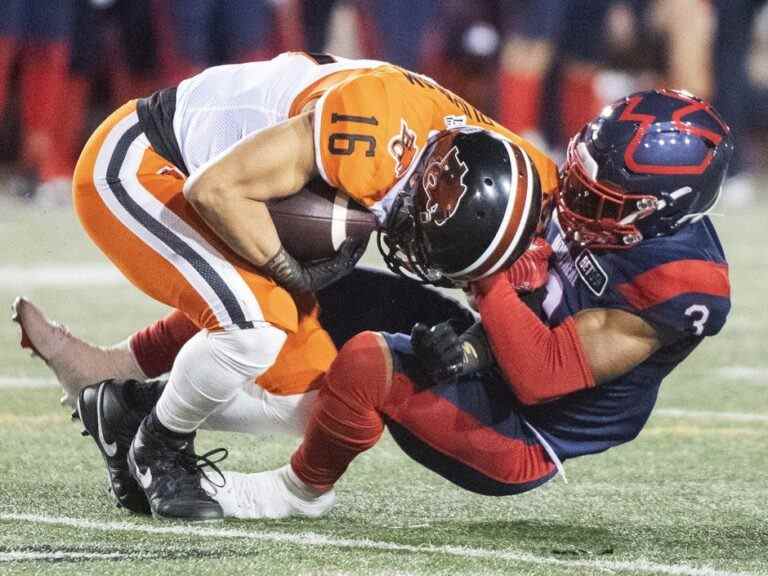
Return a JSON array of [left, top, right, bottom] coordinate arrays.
[[314, 74, 405, 205]]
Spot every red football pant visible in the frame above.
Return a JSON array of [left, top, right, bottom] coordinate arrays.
[[291, 331, 390, 492], [290, 331, 556, 494]]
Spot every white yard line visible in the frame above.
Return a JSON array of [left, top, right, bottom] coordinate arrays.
[[715, 366, 768, 384], [0, 551, 126, 561], [0, 512, 758, 576], [654, 408, 768, 423], [0, 265, 125, 289], [0, 377, 58, 389]]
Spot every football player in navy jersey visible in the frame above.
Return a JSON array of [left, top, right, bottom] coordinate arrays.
[[197, 88, 734, 519]]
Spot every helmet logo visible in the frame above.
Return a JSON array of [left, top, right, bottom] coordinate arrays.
[[421, 145, 469, 226], [388, 119, 419, 178], [618, 92, 728, 175]]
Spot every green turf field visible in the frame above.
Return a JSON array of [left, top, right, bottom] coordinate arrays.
[[0, 194, 766, 576]]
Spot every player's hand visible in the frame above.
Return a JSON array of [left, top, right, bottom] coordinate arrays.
[[265, 238, 367, 294], [411, 321, 493, 386], [471, 238, 553, 298], [411, 322, 464, 385]]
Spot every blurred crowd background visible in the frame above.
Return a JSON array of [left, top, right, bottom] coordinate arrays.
[[1, 0, 766, 207]]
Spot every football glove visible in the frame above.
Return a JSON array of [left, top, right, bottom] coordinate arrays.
[[265, 238, 367, 294], [471, 237, 553, 298], [411, 320, 493, 385]]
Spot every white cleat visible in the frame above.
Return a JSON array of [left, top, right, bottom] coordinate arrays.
[[11, 297, 129, 408], [207, 465, 336, 520]]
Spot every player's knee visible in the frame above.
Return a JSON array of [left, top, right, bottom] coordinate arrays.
[[207, 323, 287, 378], [326, 331, 392, 408]]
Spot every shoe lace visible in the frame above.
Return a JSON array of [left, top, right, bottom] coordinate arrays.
[[175, 446, 229, 489]]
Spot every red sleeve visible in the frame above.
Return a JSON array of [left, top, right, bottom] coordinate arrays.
[[475, 275, 595, 405]]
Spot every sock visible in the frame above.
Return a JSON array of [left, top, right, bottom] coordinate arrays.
[[499, 71, 542, 134], [561, 66, 601, 144], [291, 332, 391, 492], [202, 386, 317, 437], [20, 41, 73, 179], [0, 37, 17, 121], [281, 464, 326, 500], [154, 325, 286, 434], [146, 407, 192, 441], [123, 379, 165, 411], [129, 310, 199, 378]]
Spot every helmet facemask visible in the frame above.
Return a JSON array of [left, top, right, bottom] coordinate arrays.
[[557, 137, 660, 250], [376, 177, 450, 286]]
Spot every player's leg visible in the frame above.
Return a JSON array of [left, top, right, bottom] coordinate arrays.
[[14, 266, 472, 407], [294, 331, 556, 496], [73, 313, 330, 515], [377, 334, 557, 496], [12, 297, 149, 407], [72, 101, 296, 520], [208, 330, 390, 518], [73, 268, 473, 434], [498, 0, 566, 142], [317, 266, 475, 348], [209, 331, 557, 518]]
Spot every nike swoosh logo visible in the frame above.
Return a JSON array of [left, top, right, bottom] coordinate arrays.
[[97, 384, 118, 458], [135, 465, 153, 489]]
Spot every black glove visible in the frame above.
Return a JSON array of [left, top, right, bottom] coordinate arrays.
[[411, 320, 493, 385], [264, 238, 367, 294]]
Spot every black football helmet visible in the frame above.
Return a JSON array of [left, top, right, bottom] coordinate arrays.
[[378, 127, 543, 286], [559, 89, 734, 250]]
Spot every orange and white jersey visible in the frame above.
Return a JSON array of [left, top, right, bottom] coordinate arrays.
[[173, 51, 559, 222], [173, 52, 385, 174]]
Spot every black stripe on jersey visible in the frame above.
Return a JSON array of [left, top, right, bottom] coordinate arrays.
[[106, 122, 254, 330]]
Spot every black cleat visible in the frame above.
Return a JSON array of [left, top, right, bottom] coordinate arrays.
[[128, 418, 227, 522], [77, 379, 162, 514]]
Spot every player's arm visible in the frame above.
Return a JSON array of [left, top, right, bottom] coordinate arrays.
[[183, 111, 316, 267], [472, 274, 664, 404], [184, 111, 365, 293], [571, 307, 663, 384]]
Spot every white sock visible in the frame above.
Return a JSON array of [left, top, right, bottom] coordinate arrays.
[[202, 386, 317, 437], [155, 324, 286, 433]]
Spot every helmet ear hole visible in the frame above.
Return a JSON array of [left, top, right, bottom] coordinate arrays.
[[483, 178, 493, 186], [475, 210, 486, 219]]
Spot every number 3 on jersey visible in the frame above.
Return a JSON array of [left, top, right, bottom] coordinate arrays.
[[328, 113, 378, 157], [685, 304, 710, 336]]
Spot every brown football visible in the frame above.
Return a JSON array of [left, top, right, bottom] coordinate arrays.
[[268, 178, 379, 262]]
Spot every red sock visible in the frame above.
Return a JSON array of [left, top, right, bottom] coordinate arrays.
[[561, 67, 601, 143], [274, 0, 304, 52], [291, 331, 391, 492], [0, 37, 18, 118], [498, 71, 542, 135], [20, 41, 74, 179], [129, 310, 199, 378]]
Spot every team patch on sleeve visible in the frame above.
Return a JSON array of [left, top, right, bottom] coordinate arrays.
[[615, 259, 731, 336]]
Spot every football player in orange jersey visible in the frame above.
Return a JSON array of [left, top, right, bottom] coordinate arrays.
[[14, 51, 552, 520]]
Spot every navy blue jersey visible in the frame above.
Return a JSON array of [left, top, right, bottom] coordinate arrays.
[[521, 214, 730, 460]]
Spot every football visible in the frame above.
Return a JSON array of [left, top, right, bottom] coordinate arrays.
[[268, 178, 379, 262]]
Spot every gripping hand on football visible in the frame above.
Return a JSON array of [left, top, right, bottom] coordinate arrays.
[[264, 238, 367, 294], [411, 321, 494, 386]]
